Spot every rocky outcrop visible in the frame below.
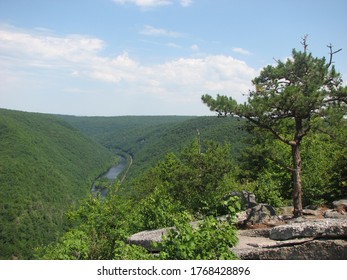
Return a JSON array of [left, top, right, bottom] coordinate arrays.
[[234, 218, 347, 259], [269, 219, 347, 240], [236, 239, 347, 260], [244, 204, 281, 226], [128, 193, 347, 260], [128, 218, 347, 259], [128, 228, 169, 252]]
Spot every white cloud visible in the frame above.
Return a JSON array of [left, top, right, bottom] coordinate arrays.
[[232, 47, 252, 56], [113, 0, 192, 7], [0, 26, 104, 65], [140, 25, 183, 37], [0, 25, 257, 115]]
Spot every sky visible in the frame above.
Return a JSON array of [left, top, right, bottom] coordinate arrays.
[[0, 0, 346, 116]]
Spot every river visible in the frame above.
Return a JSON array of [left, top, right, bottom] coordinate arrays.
[[91, 156, 127, 197]]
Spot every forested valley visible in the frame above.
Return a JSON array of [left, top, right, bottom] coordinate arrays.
[[0, 109, 249, 259], [1, 44, 347, 260]]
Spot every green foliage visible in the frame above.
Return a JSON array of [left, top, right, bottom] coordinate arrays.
[[158, 202, 239, 260], [240, 127, 347, 206], [38, 229, 90, 260], [132, 140, 238, 217], [253, 171, 287, 207], [0, 109, 114, 259], [37, 183, 153, 260], [139, 186, 190, 230], [301, 133, 345, 204], [112, 241, 154, 260]]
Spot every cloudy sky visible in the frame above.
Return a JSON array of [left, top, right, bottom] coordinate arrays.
[[1, 0, 346, 116]]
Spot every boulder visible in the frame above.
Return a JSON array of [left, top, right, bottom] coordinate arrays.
[[235, 211, 248, 224], [229, 190, 257, 209], [269, 219, 347, 241], [241, 190, 257, 208], [244, 203, 280, 225]]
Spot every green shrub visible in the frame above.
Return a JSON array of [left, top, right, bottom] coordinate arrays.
[[157, 200, 239, 260]]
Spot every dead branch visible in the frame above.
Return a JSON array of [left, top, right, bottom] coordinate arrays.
[[301, 34, 309, 52], [327, 43, 342, 67]]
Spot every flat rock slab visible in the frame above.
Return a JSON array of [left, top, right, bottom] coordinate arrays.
[[236, 239, 347, 260], [128, 228, 170, 251], [269, 218, 347, 241]]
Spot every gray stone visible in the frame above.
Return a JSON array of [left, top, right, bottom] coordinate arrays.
[[245, 203, 279, 225], [128, 221, 201, 251], [302, 209, 320, 216], [236, 211, 248, 224], [236, 239, 347, 260], [229, 190, 257, 209], [241, 190, 257, 208], [324, 209, 347, 219], [269, 219, 347, 240], [128, 228, 169, 251], [333, 199, 347, 208]]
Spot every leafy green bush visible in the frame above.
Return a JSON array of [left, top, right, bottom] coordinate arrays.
[[38, 229, 90, 260], [132, 140, 238, 217], [158, 198, 240, 260], [139, 186, 190, 230], [253, 171, 286, 207], [113, 241, 154, 260]]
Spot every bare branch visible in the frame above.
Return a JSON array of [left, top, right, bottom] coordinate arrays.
[[301, 34, 309, 52], [327, 43, 342, 67]]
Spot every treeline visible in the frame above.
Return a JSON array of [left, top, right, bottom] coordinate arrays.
[[0, 109, 115, 259]]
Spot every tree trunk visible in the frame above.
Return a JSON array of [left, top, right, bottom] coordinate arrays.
[[292, 143, 303, 217]]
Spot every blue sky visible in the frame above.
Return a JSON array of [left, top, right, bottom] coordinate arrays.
[[1, 0, 346, 116]]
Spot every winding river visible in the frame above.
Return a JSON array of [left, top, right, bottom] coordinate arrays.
[[91, 156, 127, 197]]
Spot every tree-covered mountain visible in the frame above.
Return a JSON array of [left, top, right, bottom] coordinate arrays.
[[0, 109, 114, 259]]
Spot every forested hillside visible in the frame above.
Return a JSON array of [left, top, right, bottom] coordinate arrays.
[[60, 115, 248, 182], [0, 109, 114, 259]]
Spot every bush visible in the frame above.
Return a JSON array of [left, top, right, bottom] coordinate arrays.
[[139, 186, 190, 230], [253, 171, 287, 207], [157, 199, 240, 260]]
